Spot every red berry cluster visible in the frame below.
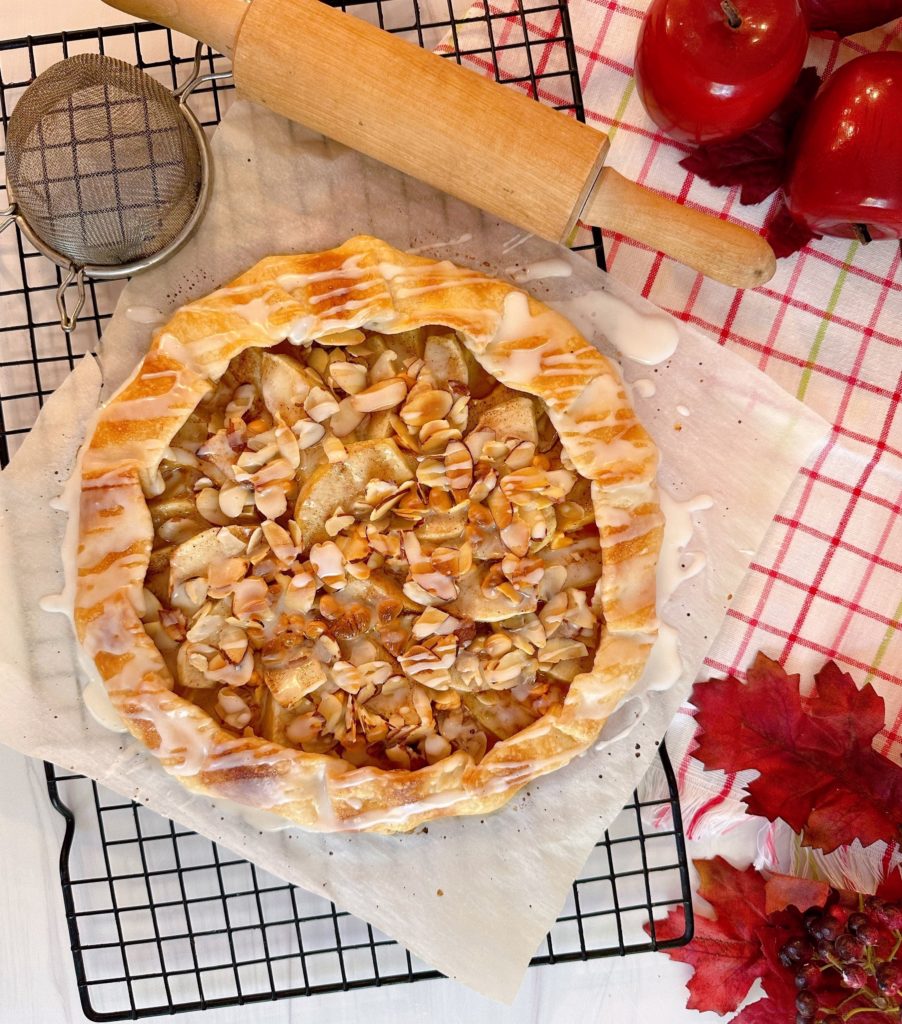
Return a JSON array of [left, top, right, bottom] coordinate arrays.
[[779, 896, 902, 1023]]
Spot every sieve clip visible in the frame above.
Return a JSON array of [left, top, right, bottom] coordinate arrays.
[[174, 48, 233, 103], [0, 205, 15, 234], [56, 266, 87, 334]]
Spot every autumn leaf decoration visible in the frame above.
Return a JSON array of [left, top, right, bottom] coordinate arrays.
[[651, 858, 902, 1023], [650, 654, 902, 1023], [691, 653, 902, 854], [678, 69, 823, 257]]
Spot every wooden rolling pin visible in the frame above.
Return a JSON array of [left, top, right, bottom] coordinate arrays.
[[104, 0, 776, 287]]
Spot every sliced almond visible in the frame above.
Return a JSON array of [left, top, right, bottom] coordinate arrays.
[[330, 396, 364, 437], [294, 418, 326, 450], [350, 376, 408, 413], [305, 386, 340, 423], [329, 360, 368, 395]]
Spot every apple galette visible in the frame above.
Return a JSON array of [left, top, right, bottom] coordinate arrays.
[[73, 236, 661, 832]]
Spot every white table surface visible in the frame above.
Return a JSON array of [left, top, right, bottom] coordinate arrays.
[[0, 1, 747, 1021]]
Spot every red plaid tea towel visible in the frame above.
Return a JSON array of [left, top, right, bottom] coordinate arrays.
[[441, 3, 902, 839]]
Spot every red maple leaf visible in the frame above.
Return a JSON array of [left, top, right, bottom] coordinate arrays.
[[679, 68, 821, 207], [646, 857, 770, 1014], [763, 874, 830, 915], [691, 654, 902, 853], [763, 199, 820, 258]]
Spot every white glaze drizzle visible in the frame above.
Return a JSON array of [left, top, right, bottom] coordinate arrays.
[[506, 258, 573, 284], [83, 677, 128, 733], [632, 378, 656, 399], [126, 305, 165, 325], [658, 489, 714, 605], [559, 290, 680, 366]]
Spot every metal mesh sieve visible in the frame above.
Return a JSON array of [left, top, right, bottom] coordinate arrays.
[[6, 53, 203, 267]]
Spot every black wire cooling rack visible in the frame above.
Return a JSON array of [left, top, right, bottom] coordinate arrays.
[[1, 3, 692, 1019]]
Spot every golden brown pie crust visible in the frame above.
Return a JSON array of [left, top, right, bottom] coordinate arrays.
[[73, 236, 662, 833]]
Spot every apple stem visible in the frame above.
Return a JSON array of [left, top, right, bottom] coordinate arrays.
[[720, 0, 742, 29], [852, 224, 872, 245]]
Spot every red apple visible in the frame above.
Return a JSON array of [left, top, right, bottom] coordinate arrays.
[[801, 0, 902, 37], [785, 52, 902, 241], [634, 0, 810, 145]]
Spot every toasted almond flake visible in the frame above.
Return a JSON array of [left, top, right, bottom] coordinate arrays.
[[412, 607, 461, 639], [323, 434, 347, 463], [188, 651, 210, 671], [225, 383, 256, 420], [208, 556, 250, 591], [235, 442, 277, 474], [537, 563, 567, 601], [294, 418, 326, 449], [484, 649, 536, 689], [421, 427, 462, 455], [506, 440, 537, 470], [186, 611, 225, 644], [483, 439, 513, 462], [330, 396, 365, 437], [484, 633, 513, 658], [444, 441, 473, 492], [329, 360, 368, 395], [500, 519, 531, 558], [366, 526, 401, 557], [262, 520, 297, 563], [273, 418, 301, 469], [325, 510, 356, 536], [217, 527, 249, 557], [232, 576, 270, 618], [218, 481, 251, 519], [369, 350, 398, 382], [400, 389, 454, 429], [319, 328, 365, 347], [307, 347, 330, 377], [309, 541, 347, 588], [391, 492, 427, 522], [217, 686, 253, 729], [350, 376, 408, 413], [502, 553, 545, 589], [546, 469, 577, 496], [255, 483, 288, 520], [432, 543, 472, 578], [487, 487, 513, 531], [305, 385, 341, 422], [248, 456, 294, 489], [416, 457, 448, 489], [447, 395, 469, 431], [370, 488, 410, 521], [183, 577, 209, 607], [388, 412, 419, 453], [313, 635, 341, 665], [196, 487, 233, 526], [219, 624, 249, 664], [286, 712, 324, 745], [285, 571, 316, 613], [402, 578, 444, 607], [465, 429, 495, 461]]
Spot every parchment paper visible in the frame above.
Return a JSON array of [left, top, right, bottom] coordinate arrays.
[[0, 99, 829, 1001]]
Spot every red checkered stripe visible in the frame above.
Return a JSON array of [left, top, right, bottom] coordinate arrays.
[[440, 2, 902, 836]]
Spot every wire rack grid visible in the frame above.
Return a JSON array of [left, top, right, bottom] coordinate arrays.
[[0, 2, 691, 1019]]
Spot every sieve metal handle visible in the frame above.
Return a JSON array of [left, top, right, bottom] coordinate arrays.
[[174, 44, 233, 104], [56, 266, 87, 334], [0, 205, 16, 234]]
